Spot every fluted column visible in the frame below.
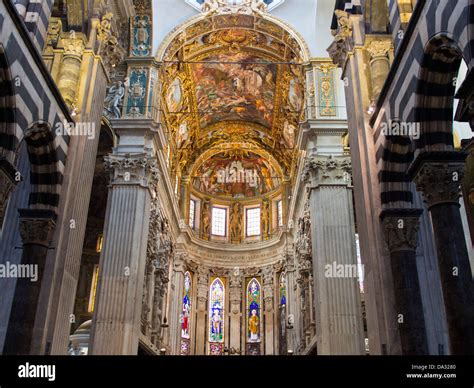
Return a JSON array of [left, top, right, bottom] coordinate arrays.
[[409, 151, 474, 354], [228, 269, 242, 354], [303, 155, 365, 355], [3, 209, 56, 354], [262, 265, 274, 355], [381, 209, 429, 354], [168, 252, 185, 355], [88, 154, 158, 355], [195, 266, 209, 354]]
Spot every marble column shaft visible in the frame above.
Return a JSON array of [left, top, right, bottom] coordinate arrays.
[[304, 155, 365, 355], [381, 209, 429, 355], [410, 152, 474, 354], [88, 155, 157, 355], [3, 209, 56, 355], [229, 272, 242, 354]]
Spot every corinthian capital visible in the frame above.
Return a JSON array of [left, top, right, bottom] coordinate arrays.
[[18, 209, 56, 247], [408, 151, 467, 209], [104, 153, 160, 189], [366, 39, 391, 60], [60, 32, 85, 58], [381, 209, 422, 252], [303, 155, 352, 187]]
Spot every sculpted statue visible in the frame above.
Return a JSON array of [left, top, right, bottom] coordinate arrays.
[[202, 0, 227, 14], [201, 202, 210, 240], [229, 203, 242, 243], [243, 0, 268, 13], [104, 81, 125, 118]]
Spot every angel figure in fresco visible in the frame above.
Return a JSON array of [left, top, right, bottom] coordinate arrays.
[[248, 309, 260, 342]]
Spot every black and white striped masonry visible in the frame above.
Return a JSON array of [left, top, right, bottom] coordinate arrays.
[[0, 0, 72, 214], [371, 0, 474, 209]]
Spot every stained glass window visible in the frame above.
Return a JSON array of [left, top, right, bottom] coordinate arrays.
[[247, 278, 261, 343], [246, 207, 261, 236], [211, 207, 227, 236], [181, 271, 192, 339], [209, 278, 225, 350], [279, 272, 286, 306]]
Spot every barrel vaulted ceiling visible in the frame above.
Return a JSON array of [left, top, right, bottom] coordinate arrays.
[[158, 9, 307, 198]]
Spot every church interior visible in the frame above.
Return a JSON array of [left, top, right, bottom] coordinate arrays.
[[0, 0, 474, 357]]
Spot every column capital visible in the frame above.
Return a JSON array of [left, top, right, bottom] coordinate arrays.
[[104, 153, 160, 189], [18, 209, 56, 247], [408, 151, 467, 209], [302, 154, 352, 188], [366, 39, 392, 61], [380, 208, 423, 252]]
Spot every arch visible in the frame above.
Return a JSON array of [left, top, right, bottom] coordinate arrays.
[[155, 8, 311, 63], [413, 34, 464, 157], [379, 33, 466, 209], [23, 121, 62, 212]]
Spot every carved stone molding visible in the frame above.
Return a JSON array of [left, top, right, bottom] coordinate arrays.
[[104, 153, 160, 189], [408, 152, 467, 209], [303, 155, 352, 187], [380, 209, 423, 252], [261, 265, 274, 312], [196, 266, 210, 307], [18, 210, 56, 247]]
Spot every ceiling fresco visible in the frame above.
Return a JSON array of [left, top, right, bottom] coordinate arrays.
[[158, 10, 308, 198], [191, 52, 277, 128], [192, 150, 281, 198]]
